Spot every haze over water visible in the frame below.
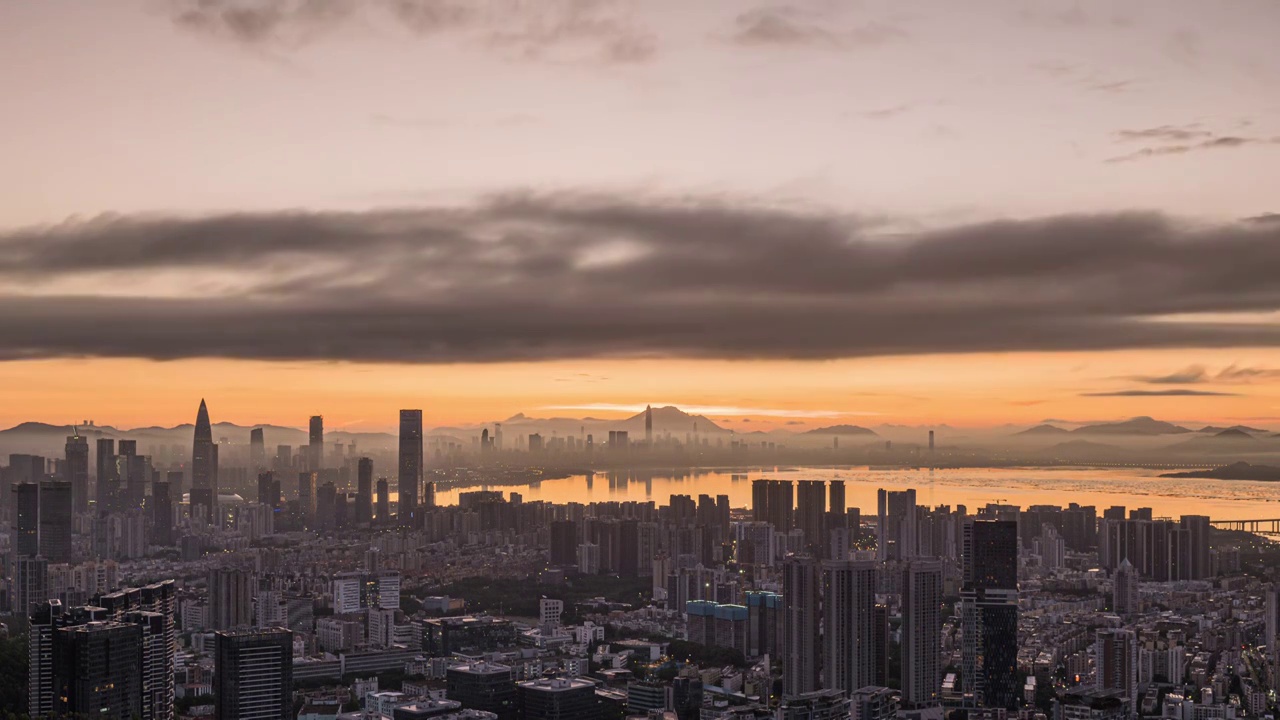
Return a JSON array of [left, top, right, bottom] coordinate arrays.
[[434, 466, 1280, 520]]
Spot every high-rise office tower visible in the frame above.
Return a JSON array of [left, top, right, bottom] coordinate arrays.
[[308, 415, 324, 471], [399, 410, 423, 524], [550, 520, 579, 566], [316, 482, 336, 530], [797, 481, 826, 554], [356, 458, 373, 524], [208, 568, 253, 631], [248, 428, 265, 472], [961, 519, 1019, 710], [1095, 629, 1137, 709], [877, 488, 918, 561], [53, 620, 144, 718], [39, 480, 73, 563], [65, 432, 90, 515], [191, 399, 217, 523], [782, 555, 820, 696], [376, 478, 389, 521], [153, 480, 174, 547], [215, 628, 293, 720], [645, 404, 653, 446], [902, 560, 944, 709], [96, 438, 117, 510], [274, 445, 291, 474], [821, 559, 878, 694], [255, 472, 278, 509], [14, 481, 39, 556], [297, 472, 316, 524]]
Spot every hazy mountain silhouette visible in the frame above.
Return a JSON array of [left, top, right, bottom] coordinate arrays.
[[1014, 424, 1070, 436], [804, 424, 879, 436], [1072, 416, 1192, 436]]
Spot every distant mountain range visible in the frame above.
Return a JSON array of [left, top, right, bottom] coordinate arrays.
[[1070, 416, 1192, 436], [804, 424, 879, 436]]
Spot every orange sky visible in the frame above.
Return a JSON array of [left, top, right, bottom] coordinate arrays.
[[1, 348, 1275, 432]]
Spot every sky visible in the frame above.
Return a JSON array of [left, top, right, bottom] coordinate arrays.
[[1, 0, 1279, 431]]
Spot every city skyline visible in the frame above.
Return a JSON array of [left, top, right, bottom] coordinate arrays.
[[1, 1, 1279, 430]]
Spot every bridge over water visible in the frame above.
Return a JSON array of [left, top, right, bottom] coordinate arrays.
[[1211, 519, 1280, 535]]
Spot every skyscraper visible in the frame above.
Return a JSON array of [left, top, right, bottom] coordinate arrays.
[[308, 415, 324, 470], [96, 438, 117, 510], [356, 457, 373, 524], [208, 568, 253, 631], [14, 481, 39, 556], [53, 620, 144, 718], [782, 555, 820, 696], [153, 479, 174, 547], [961, 519, 1019, 710], [877, 488, 917, 561], [215, 628, 293, 720], [376, 478, 390, 521], [645, 404, 653, 446], [399, 409, 423, 525], [1113, 559, 1138, 616], [1095, 629, 1137, 710], [65, 432, 90, 514], [39, 480, 73, 563], [821, 559, 878, 694], [902, 560, 944, 709], [796, 481, 826, 555], [191, 399, 216, 523], [1180, 515, 1211, 580], [248, 428, 265, 472]]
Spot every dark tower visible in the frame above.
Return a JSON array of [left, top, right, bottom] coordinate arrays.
[[96, 438, 117, 511], [645, 404, 653, 447], [307, 415, 324, 470], [215, 629, 293, 720], [65, 432, 90, 515], [399, 409, 423, 525], [249, 427, 265, 472], [190, 399, 216, 523], [356, 458, 373, 524]]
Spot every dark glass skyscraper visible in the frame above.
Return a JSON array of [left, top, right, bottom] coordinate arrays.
[[191, 399, 216, 523], [96, 438, 116, 510], [399, 409, 423, 525], [356, 457, 373, 524], [215, 628, 293, 720], [14, 481, 39, 557], [962, 519, 1019, 710], [39, 480, 73, 563], [65, 432, 90, 514], [308, 415, 324, 470], [53, 620, 144, 719], [249, 427, 265, 472]]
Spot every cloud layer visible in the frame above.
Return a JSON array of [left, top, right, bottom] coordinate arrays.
[[2, 195, 1280, 363]]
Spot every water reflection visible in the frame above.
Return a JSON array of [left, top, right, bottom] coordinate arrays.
[[433, 465, 1280, 519]]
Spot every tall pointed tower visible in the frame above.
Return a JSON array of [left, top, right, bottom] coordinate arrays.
[[645, 405, 653, 447], [191, 399, 217, 523]]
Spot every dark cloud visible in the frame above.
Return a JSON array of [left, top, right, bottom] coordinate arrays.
[[862, 104, 912, 120], [1107, 135, 1280, 163], [1080, 390, 1241, 397], [1128, 365, 1209, 384], [1245, 213, 1280, 224], [785, 420, 805, 425], [729, 7, 904, 49], [3, 195, 1280, 363], [1128, 364, 1280, 385], [171, 0, 358, 49], [1216, 364, 1280, 383], [171, 0, 657, 64], [1115, 125, 1212, 143]]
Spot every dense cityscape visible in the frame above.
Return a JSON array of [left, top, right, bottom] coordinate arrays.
[[1, 400, 1277, 720], [5, 2, 1280, 720]]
